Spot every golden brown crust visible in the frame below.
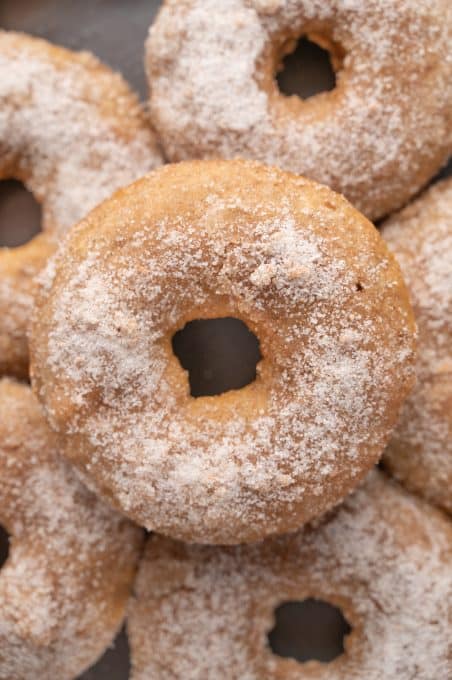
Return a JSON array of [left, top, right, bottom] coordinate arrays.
[[0, 234, 55, 378], [30, 159, 415, 543], [382, 178, 452, 514], [146, 0, 451, 220], [128, 472, 452, 680], [0, 378, 144, 680], [0, 30, 163, 378]]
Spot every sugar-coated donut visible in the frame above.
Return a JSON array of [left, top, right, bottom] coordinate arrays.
[[382, 178, 452, 514], [146, 0, 451, 221], [0, 30, 163, 378], [128, 471, 452, 680], [0, 378, 143, 680], [30, 160, 416, 544]]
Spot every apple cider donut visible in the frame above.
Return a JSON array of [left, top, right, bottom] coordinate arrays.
[[0, 30, 163, 378], [128, 472, 452, 680], [146, 0, 451, 220], [382, 178, 452, 514], [0, 378, 143, 680], [30, 160, 416, 544]]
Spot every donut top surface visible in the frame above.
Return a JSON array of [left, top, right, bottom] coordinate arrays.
[[383, 178, 452, 374], [128, 472, 452, 680], [0, 378, 143, 680], [0, 30, 163, 234], [382, 177, 452, 512], [146, 0, 452, 220], [30, 160, 416, 543]]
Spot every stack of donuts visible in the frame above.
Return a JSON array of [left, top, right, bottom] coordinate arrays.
[[0, 1, 450, 678]]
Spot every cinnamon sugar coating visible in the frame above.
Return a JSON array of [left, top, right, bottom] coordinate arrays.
[[0, 378, 143, 680], [0, 30, 163, 378], [128, 472, 452, 680], [382, 178, 452, 514], [30, 160, 416, 544], [146, 0, 451, 221]]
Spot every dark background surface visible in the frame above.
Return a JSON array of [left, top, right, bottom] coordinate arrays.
[[1, 0, 159, 97], [0, 2, 450, 678]]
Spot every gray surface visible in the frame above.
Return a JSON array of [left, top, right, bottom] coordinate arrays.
[[1, 0, 161, 98], [0, 2, 450, 678]]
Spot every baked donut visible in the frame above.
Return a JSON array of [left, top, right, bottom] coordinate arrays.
[[0, 30, 163, 378], [29, 160, 416, 544], [0, 377, 143, 680], [128, 471, 452, 680], [382, 178, 452, 514], [145, 0, 452, 221]]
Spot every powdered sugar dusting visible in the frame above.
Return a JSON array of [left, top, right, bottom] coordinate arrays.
[[382, 178, 452, 513], [0, 30, 163, 376], [0, 31, 162, 232], [30, 161, 415, 543], [0, 378, 143, 679], [146, 0, 451, 219], [128, 471, 452, 680]]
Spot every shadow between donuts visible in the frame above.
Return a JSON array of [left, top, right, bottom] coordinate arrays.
[[172, 317, 262, 398], [0, 179, 42, 248], [268, 599, 352, 664], [78, 627, 130, 680], [0, 524, 10, 570]]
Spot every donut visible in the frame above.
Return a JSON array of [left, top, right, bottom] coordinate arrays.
[[128, 471, 452, 680], [29, 159, 416, 544], [145, 0, 452, 221], [0, 378, 143, 679], [0, 30, 163, 378], [381, 178, 452, 514]]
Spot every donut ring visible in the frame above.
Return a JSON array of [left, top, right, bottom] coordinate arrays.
[[0, 30, 163, 378], [0, 378, 143, 679], [30, 160, 416, 544], [382, 178, 452, 514], [146, 0, 451, 220], [128, 472, 452, 680]]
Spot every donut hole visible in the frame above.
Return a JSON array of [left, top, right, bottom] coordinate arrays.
[[0, 179, 42, 248], [0, 525, 10, 570], [276, 36, 339, 99], [171, 317, 261, 397], [268, 599, 352, 664]]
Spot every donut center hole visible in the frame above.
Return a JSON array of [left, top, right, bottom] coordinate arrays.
[[268, 599, 352, 664], [0, 525, 10, 570], [172, 317, 261, 397], [276, 36, 337, 99], [0, 180, 42, 248]]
